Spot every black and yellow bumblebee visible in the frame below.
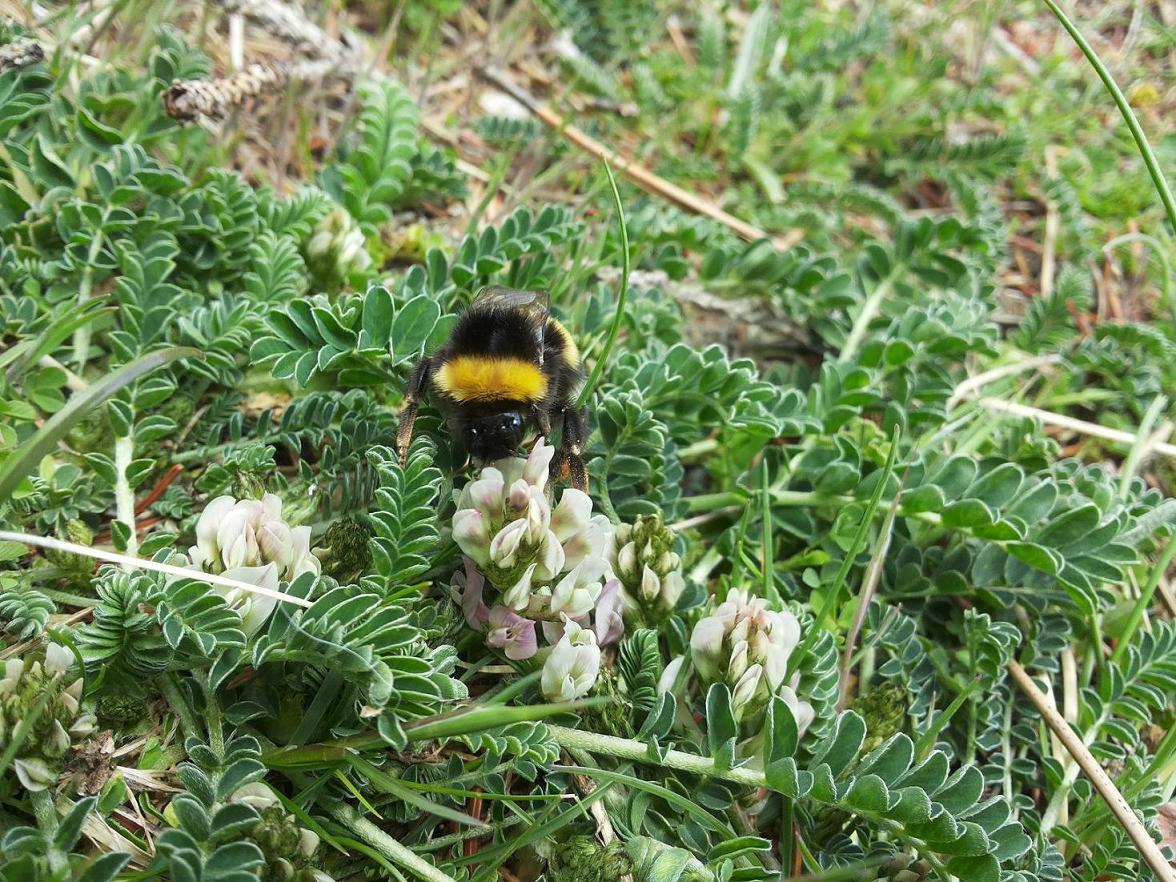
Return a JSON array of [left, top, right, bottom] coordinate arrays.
[[395, 286, 588, 491]]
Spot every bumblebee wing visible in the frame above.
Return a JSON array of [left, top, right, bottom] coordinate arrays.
[[473, 286, 551, 364], [473, 286, 550, 324]]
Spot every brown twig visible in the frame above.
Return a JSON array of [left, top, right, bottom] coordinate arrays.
[[1007, 659, 1176, 882], [476, 66, 803, 250], [135, 464, 184, 515]]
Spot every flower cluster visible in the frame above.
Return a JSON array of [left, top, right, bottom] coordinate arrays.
[[0, 643, 96, 792], [186, 493, 320, 634], [607, 511, 685, 624], [690, 589, 814, 733], [453, 439, 621, 701], [306, 205, 372, 285]]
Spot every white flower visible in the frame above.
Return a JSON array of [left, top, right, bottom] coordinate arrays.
[[43, 643, 73, 677], [189, 493, 318, 581], [550, 558, 607, 619], [541, 619, 601, 702], [690, 589, 806, 726], [219, 563, 281, 636]]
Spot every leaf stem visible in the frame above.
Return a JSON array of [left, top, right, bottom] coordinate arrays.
[[31, 789, 68, 873], [1041, 0, 1176, 236], [114, 434, 138, 559], [158, 673, 201, 743], [838, 263, 902, 363], [71, 231, 106, 370], [329, 802, 458, 882]]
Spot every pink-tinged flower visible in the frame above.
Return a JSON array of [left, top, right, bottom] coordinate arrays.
[[521, 437, 555, 490], [193, 495, 236, 567], [217, 505, 261, 569], [541, 619, 601, 701], [486, 607, 538, 660], [189, 493, 318, 581], [450, 436, 619, 661], [489, 518, 528, 568], [453, 509, 491, 566], [258, 519, 294, 570], [502, 563, 539, 611], [533, 531, 565, 582], [550, 489, 592, 542], [561, 514, 611, 572], [463, 467, 506, 519], [593, 578, 624, 646], [508, 479, 532, 516], [458, 556, 490, 630]]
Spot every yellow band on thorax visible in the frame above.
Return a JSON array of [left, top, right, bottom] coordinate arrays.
[[434, 356, 548, 403]]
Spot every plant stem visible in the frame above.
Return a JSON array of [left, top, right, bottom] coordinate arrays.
[[1041, 0, 1176, 237], [71, 231, 106, 370], [549, 725, 764, 787], [779, 796, 794, 878], [1110, 535, 1176, 665], [31, 789, 67, 873], [158, 673, 201, 743], [202, 675, 226, 758], [838, 263, 902, 363], [548, 726, 951, 879], [329, 802, 458, 882], [39, 587, 99, 608], [114, 434, 138, 559]]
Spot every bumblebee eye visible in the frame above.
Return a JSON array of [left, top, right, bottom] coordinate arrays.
[[501, 413, 521, 432], [467, 427, 479, 438]]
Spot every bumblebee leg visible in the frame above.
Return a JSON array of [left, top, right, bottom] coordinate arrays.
[[553, 406, 588, 492], [396, 356, 433, 467]]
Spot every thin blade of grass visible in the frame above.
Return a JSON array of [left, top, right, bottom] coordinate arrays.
[[0, 346, 202, 502], [1042, 0, 1176, 236]]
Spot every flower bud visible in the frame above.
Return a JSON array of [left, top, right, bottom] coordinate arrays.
[[608, 512, 686, 622], [489, 518, 528, 568]]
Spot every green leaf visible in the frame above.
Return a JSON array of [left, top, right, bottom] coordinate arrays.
[[390, 295, 441, 361]]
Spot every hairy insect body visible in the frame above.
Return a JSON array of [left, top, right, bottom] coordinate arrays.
[[396, 287, 588, 490]]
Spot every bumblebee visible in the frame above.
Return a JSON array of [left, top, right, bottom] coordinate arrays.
[[396, 286, 588, 490]]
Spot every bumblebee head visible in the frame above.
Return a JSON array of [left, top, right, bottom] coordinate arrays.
[[461, 410, 526, 461]]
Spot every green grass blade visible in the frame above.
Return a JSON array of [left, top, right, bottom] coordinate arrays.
[[1042, 0, 1176, 235], [576, 160, 630, 408], [0, 346, 201, 503]]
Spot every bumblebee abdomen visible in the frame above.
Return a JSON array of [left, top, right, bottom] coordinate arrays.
[[547, 318, 580, 369]]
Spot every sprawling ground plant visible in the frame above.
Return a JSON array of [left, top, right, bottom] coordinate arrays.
[[1, 3, 1175, 882]]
